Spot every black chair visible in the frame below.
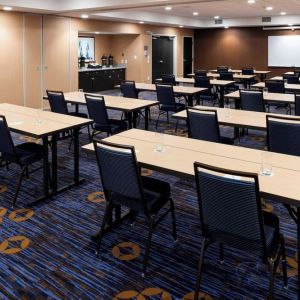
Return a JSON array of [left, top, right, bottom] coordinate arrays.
[[0, 115, 46, 207], [85, 94, 127, 140], [155, 84, 185, 129], [283, 74, 299, 84], [217, 66, 229, 73], [265, 80, 285, 94], [240, 90, 265, 112], [161, 74, 176, 86], [219, 71, 234, 81], [295, 94, 300, 116], [93, 140, 177, 276], [193, 162, 287, 300], [194, 76, 218, 106], [194, 70, 207, 77], [120, 80, 138, 98], [294, 69, 300, 77], [242, 67, 254, 75], [186, 107, 233, 144]]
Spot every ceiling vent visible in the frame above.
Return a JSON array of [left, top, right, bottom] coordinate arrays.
[[215, 19, 223, 25], [262, 16, 272, 23]]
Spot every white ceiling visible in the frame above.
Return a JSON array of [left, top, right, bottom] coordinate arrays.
[[0, 0, 300, 28]]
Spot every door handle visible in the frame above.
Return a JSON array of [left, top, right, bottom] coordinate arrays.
[[159, 60, 163, 64]]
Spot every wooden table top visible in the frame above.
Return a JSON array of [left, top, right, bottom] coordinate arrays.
[[284, 72, 295, 75], [0, 103, 92, 138], [63, 92, 159, 112], [224, 90, 295, 103], [172, 105, 298, 130], [251, 82, 300, 92], [134, 83, 207, 95], [82, 128, 300, 206]]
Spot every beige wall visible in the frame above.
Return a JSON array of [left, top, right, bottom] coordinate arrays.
[[0, 12, 193, 107]]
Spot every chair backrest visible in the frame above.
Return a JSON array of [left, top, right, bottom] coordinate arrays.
[[219, 72, 234, 81], [186, 107, 220, 143], [267, 115, 300, 156], [156, 84, 176, 107], [284, 75, 299, 84], [0, 115, 16, 159], [194, 162, 268, 258], [242, 67, 254, 75], [85, 94, 110, 129], [265, 80, 285, 93], [120, 80, 138, 98], [194, 70, 207, 77], [294, 70, 300, 77], [194, 76, 210, 88], [161, 74, 176, 85], [240, 90, 265, 112], [295, 94, 300, 116], [46, 90, 68, 115], [93, 140, 147, 214], [217, 66, 229, 73]]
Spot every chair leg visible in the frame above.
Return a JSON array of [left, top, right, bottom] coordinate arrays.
[[95, 203, 113, 257], [142, 214, 156, 277], [194, 238, 207, 300], [220, 243, 224, 264], [280, 236, 288, 288], [267, 258, 276, 299], [169, 198, 177, 242], [12, 167, 26, 208], [155, 112, 163, 129], [167, 112, 169, 124], [68, 131, 74, 151], [175, 120, 179, 132], [87, 125, 91, 140]]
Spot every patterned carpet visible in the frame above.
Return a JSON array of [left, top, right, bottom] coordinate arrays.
[[0, 89, 298, 299]]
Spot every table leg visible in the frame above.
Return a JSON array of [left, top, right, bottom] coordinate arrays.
[[219, 87, 225, 108], [144, 107, 149, 130], [75, 104, 79, 114], [187, 95, 194, 107], [126, 112, 133, 129], [42, 136, 49, 197], [51, 134, 58, 194], [133, 111, 138, 128], [73, 127, 80, 186]]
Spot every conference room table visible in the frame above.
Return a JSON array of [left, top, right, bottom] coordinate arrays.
[[62, 91, 159, 130], [133, 82, 207, 107], [83, 128, 300, 298], [251, 82, 300, 93], [0, 103, 92, 204], [270, 76, 300, 82]]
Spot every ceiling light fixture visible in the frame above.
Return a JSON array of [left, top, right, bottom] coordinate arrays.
[[214, 15, 220, 19], [193, 12, 199, 16], [165, 6, 172, 11], [280, 12, 287, 15], [224, 26, 229, 29], [266, 6, 273, 11], [81, 14, 89, 19], [179, 25, 184, 28], [139, 21, 144, 24], [247, 0, 255, 4], [3, 6, 12, 11]]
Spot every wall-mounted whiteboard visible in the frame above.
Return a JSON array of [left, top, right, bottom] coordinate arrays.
[[268, 35, 300, 67]]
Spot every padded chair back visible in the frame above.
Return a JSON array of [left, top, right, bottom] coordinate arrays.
[[265, 80, 285, 94], [194, 70, 207, 77], [194, 76, 210, 88], [242, 67, 254, 75], [0, 115, 16, 159], [283, 75, 299, 84], [186, 107, 220, 143], [240, 90, 265, 112], [294, 70, 300, 77], [295, 94, 300, 116], [267, 115, 300, 156], [194, 162, 268, 258], [156, 84, 176, 107], [85, 94, 110, 129], [219, 72, 234, 81], [120, 80, 138, 98], [161, 74, 176, 85], [94, 140, 146, 213], [46, 90, 68, 114], [217, 66, 229, 73]]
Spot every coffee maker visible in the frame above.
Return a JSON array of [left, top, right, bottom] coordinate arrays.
[[101, 55, 108, 67]]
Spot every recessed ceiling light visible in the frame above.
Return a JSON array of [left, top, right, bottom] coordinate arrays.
[[247, 0, 255, 4], [165, 6, 172, 11], [224, 26, 229, 29], [3, 6, 12, 11], [288, 23, 294, 26], [280, 12, 287, 15], [214, 15, 220, 19], [193, 12, 199, 16], [179, 25, 184, 28], [266, 6, 273, 11], [95, 32, 100, 34], [81, 14, 89, 19], [139, 21, 144, 24]]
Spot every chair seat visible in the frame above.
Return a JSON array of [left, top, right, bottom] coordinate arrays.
[[69, 112, 88, 118], [161, 103, 185, 112], [94, 119, 127, 134], [14, 142, 44, 165], [220, 136, 234, 145], [142, 176, 171, 214]]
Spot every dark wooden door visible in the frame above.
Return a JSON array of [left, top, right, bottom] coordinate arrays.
[[183, 37, 193, 77], [152, 36, 174, 83]]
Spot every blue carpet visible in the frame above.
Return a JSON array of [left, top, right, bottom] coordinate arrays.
[[0, 89, 298, 299]]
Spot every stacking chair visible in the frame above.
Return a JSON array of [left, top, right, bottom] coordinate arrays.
[[0, 115, 46, 207], [283, 74, 299, 84], [219, 72, 238, 94], [120, 80, 138, 98], [161, 74, 176, 86], [295, 94, 300, 116], [217, 66, 229, 73], [155, 84, 185, 129], [242, 67, 257, 85], [93, 140, 177, 276], [294, 69, 300, 77], [186, 107, 233, 144], [85, 94, 127, 140], [194, 70, 207, 77], [193, 162, 287, 300], [264, 80, 288, 113], [46, 90, 90, 147], [194, 76, 218, 106], [240, 90, 265, 112]]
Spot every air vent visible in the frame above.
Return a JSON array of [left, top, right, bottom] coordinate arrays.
[[215, 19, 223, 25], [262, 16, 272, 23]]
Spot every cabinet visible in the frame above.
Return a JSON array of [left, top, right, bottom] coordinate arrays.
[[78, 68, 126, 92]]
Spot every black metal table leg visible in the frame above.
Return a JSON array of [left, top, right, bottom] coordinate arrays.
[[187, 95, 194, 107], [219, 87, 225, 108], [133, 111, 138, 128], [73, 127, 80, 186], [126, 112, 133, 129], [42, 136, 49, 197], [75, 104, 79, 114], [144, 107, 149, 130], [51, 134, 58, 194]]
